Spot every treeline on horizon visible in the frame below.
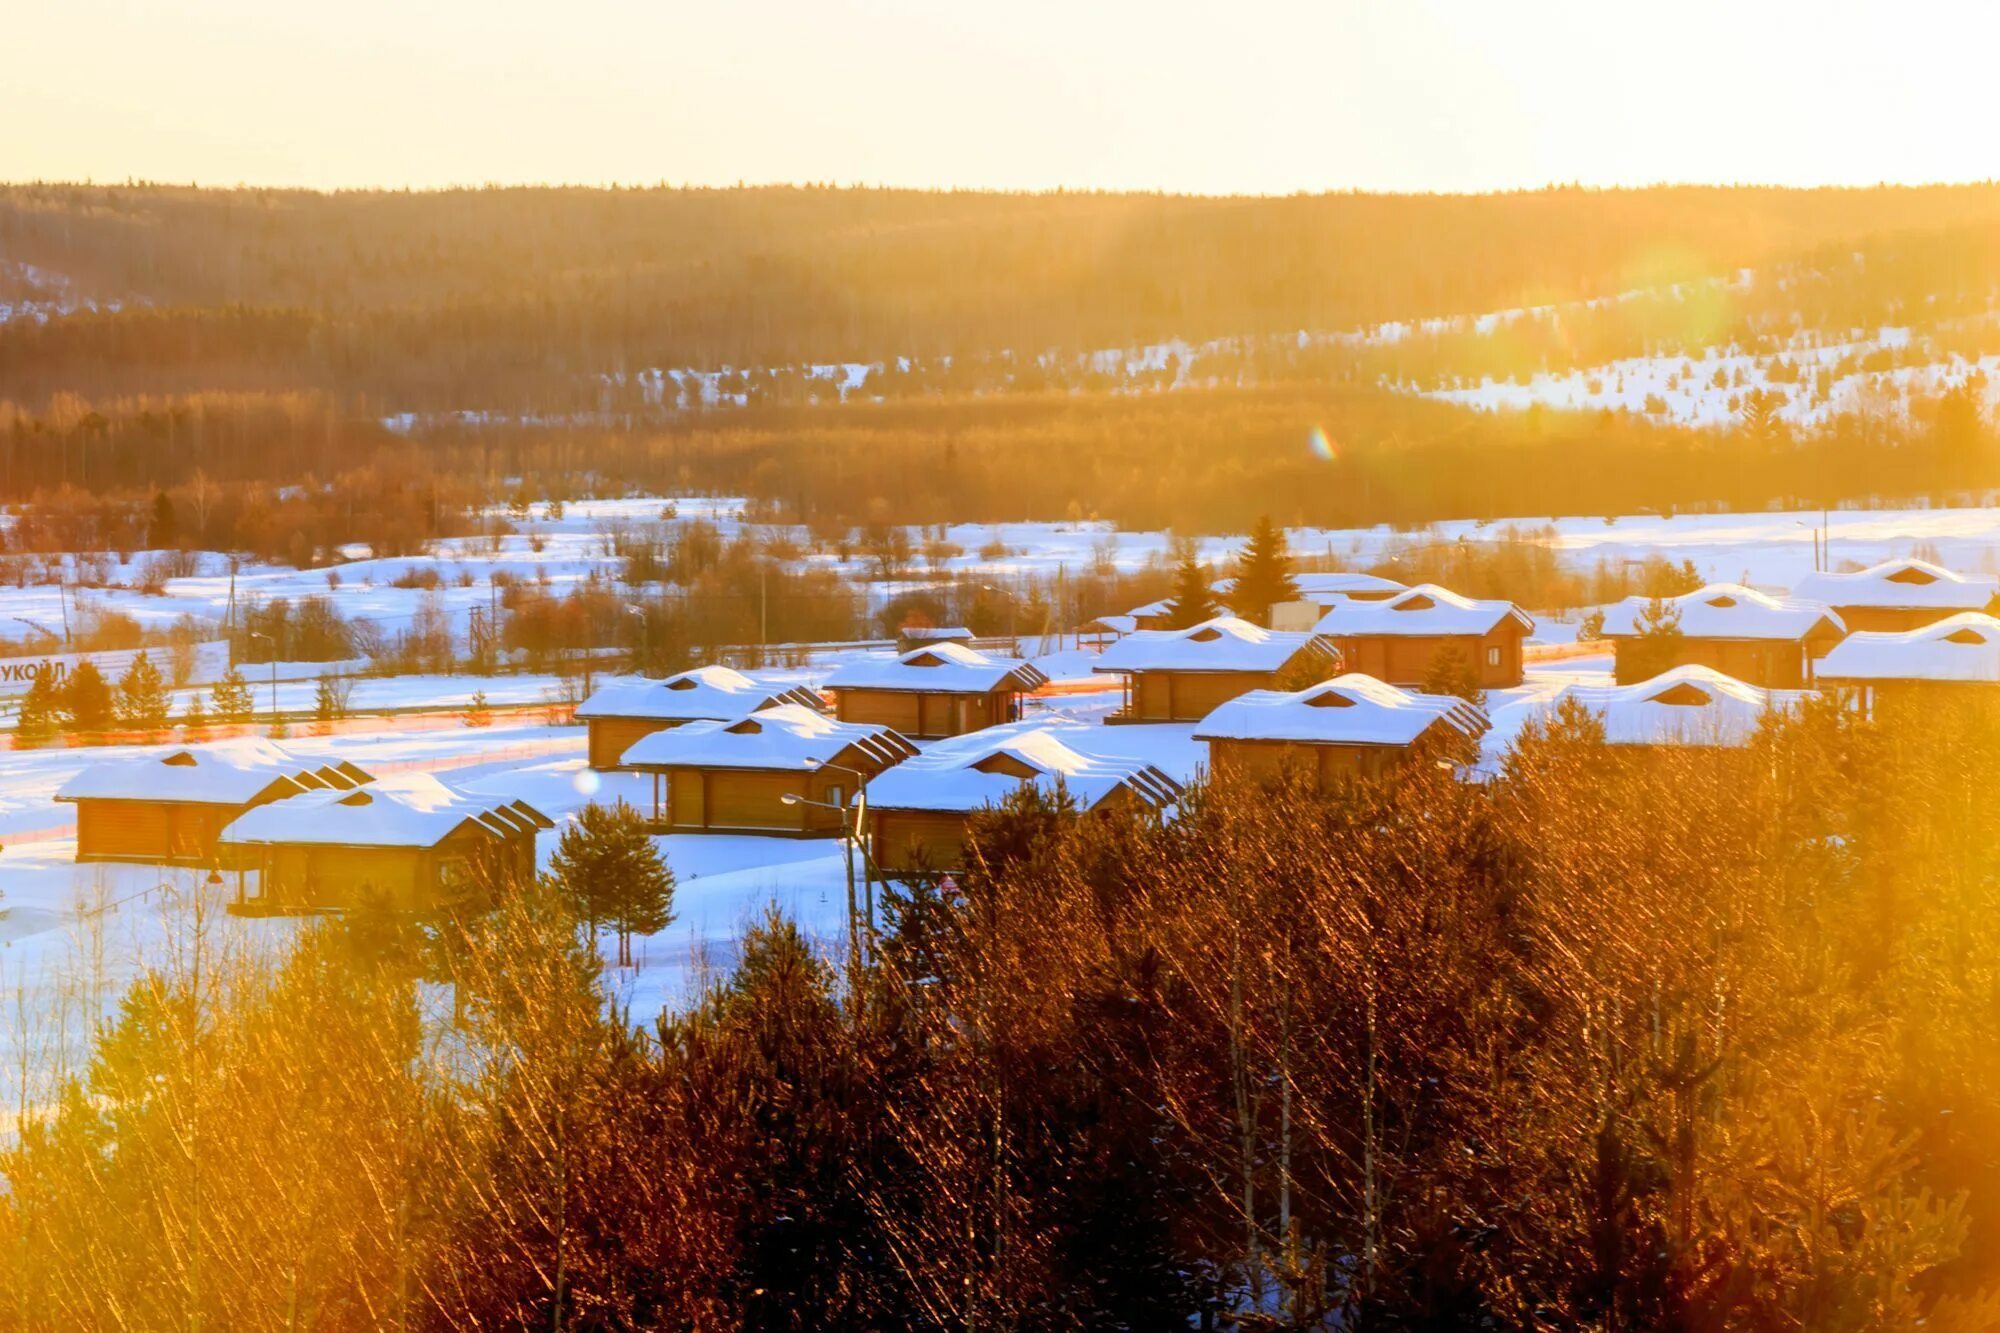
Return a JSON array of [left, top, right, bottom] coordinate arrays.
[[9, 182, 2000, 408], [10, 693, 2000, 1325], [2, 384, 1993, 558]]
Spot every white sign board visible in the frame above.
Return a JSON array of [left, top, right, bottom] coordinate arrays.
[[0, 642, 232, 698]]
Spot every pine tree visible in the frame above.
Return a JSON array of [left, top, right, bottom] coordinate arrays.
[[14, 667, 62, 746], [1164, 540, 1219, 630], [1623, 596, 1686, 681], [115, 652, 170, 732], [147, 491, 179, 548], [1226, 515, 1301, 628], [463, 690, 492, 728], [180, 693, 210, 738], [61, 660, 113, 735], [213, 666, 254, 724], [1421, 641, 1486, 706], [314, 675, 343, 723], [548, 801, 676, 967]]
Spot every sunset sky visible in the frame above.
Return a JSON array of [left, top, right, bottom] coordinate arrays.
[[8, 0, 1996, 194]]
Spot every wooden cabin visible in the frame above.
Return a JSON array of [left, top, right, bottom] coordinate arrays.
[[823, 643, 1049, 739], [1600, 584, 1846, 688], [217, 774, 551, 914], [1815, 612, 2000, 712], [575, 665, 824, 770], [1495, 665, 1812, 751], [1314, 585, 1534, 689], [865, 726, 1181, 873], [619, 703, 918, 835], [1091, 616, 1340, 723], [1213, 571, 1408, 615], [1794, 558, 2000, 633], [1195, 674, 1489, 789], [55, 742, 373, 867]]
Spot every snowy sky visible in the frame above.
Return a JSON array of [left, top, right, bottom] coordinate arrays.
[[5, 0, 1996, 193]]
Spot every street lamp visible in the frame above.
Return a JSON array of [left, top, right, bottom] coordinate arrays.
[[246, 631, 278, 725], [783, 754, 879, 976], [782, 786, 867, 987]]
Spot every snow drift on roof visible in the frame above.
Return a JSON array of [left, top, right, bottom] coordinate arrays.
[[1505, 665, 1809, 748], [1793, 558, 2000, 612], [574, 665, 823, 721], [1599, 584, 1843, 642], [219, 772, 551, 849], [1313, 584, 1534, 637], [56, 740, 373, 806], [823, 642, 1050, 694], [866, 726, 1182, 814], [1194, 673, 1489, 746], [1091, 616, 1335, 675], [618, 702, 919, 772], [1815, 612, 2000, 683]]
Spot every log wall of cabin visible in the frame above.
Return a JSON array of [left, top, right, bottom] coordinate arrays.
[[75, 799, 243, 865], [871, 809, 971, 873], [588, 717, 676, 770], [835, 688, 1004, 738], [1613, 637, 1816, 688], [1334, 630, 1523, 688], [1125, 670, 1277, 721], [657, 765, 859, 834], [1207, 738, 1404, 789]]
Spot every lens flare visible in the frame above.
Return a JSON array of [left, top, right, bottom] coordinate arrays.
[[572, 767, 602, 797], [1308, 426, 1338, 461]]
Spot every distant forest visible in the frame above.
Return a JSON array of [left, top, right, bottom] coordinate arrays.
[[5, 182, 2000, 533]]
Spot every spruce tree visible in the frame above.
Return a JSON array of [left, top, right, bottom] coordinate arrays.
[[1624, 596, 1686, 681], [116, 652, 171, 732], [147, 491, 179, 548], [1421, 641, 1485, 706], [1163, 540, 1219, 630], [180, 693, 210, 738], [548, 801, 675, 967], [213, 666, 255, 724], [1226, 514, 1301, 628], [61, 660, 113, 735], [14, 667, 62, 745], [314, 675, 342, 722]]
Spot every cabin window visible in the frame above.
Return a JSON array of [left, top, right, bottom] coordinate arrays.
[[438, 856, 471, 889], [826, 784, 846, 808], [1485, 646, 1501, 667]]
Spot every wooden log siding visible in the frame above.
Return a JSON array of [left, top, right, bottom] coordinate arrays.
[[1612, 629, 1843, 689], [1207, 737, 1406, 790], [1331, 627, 1525, 689], [588, 717, 681, 770], [834, 687, 1012, 738], [1124, 669, 1284, 722], [75, 793, 284, 866], [655, 765, 856, 835]]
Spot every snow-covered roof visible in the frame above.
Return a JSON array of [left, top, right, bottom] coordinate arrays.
[[1815, 612, 2000, 683], [1085, 614, 1139, 635], [56, 740, 373, 807], [1793, 558, 1999, 613], [1507, 665, 1810, 748], [219, 773, 552, 849], [823, 642, 1050, 695], [1313, 584, 1534, 637], [1194, 673, 1489, 747], [1126, 598, 1173, 619], [574, 665, 823, 721], [1091, 616, 1336, 675], [1213, 571, 1407, 602], [618, 702, 919, 772], [1599, 584, 1843, 642], [866, 727, 1182, 815]]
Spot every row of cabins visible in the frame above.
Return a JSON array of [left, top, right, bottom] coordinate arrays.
[[61, 558, 2000, 903], [57, 742, 552, 913]]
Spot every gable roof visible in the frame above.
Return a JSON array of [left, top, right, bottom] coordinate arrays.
[[866, 726, 1182, 815], [56, 740, 374, 807], [1212, 571, 1408, 602], [1815, 611, 2000, 683], [1313, 584, 1534, 638], [1092, 616, 1337, 676], [823, 642, 1050, 695], [218, 773, 552, 850], [574, 665, 823, 722], [1508, 665, 1810, 748], [618, 702, 919, 772], [1194, 673, 1489, 747], [1793, 558, 2000, 613], [1598, 584, 1844, 642]]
